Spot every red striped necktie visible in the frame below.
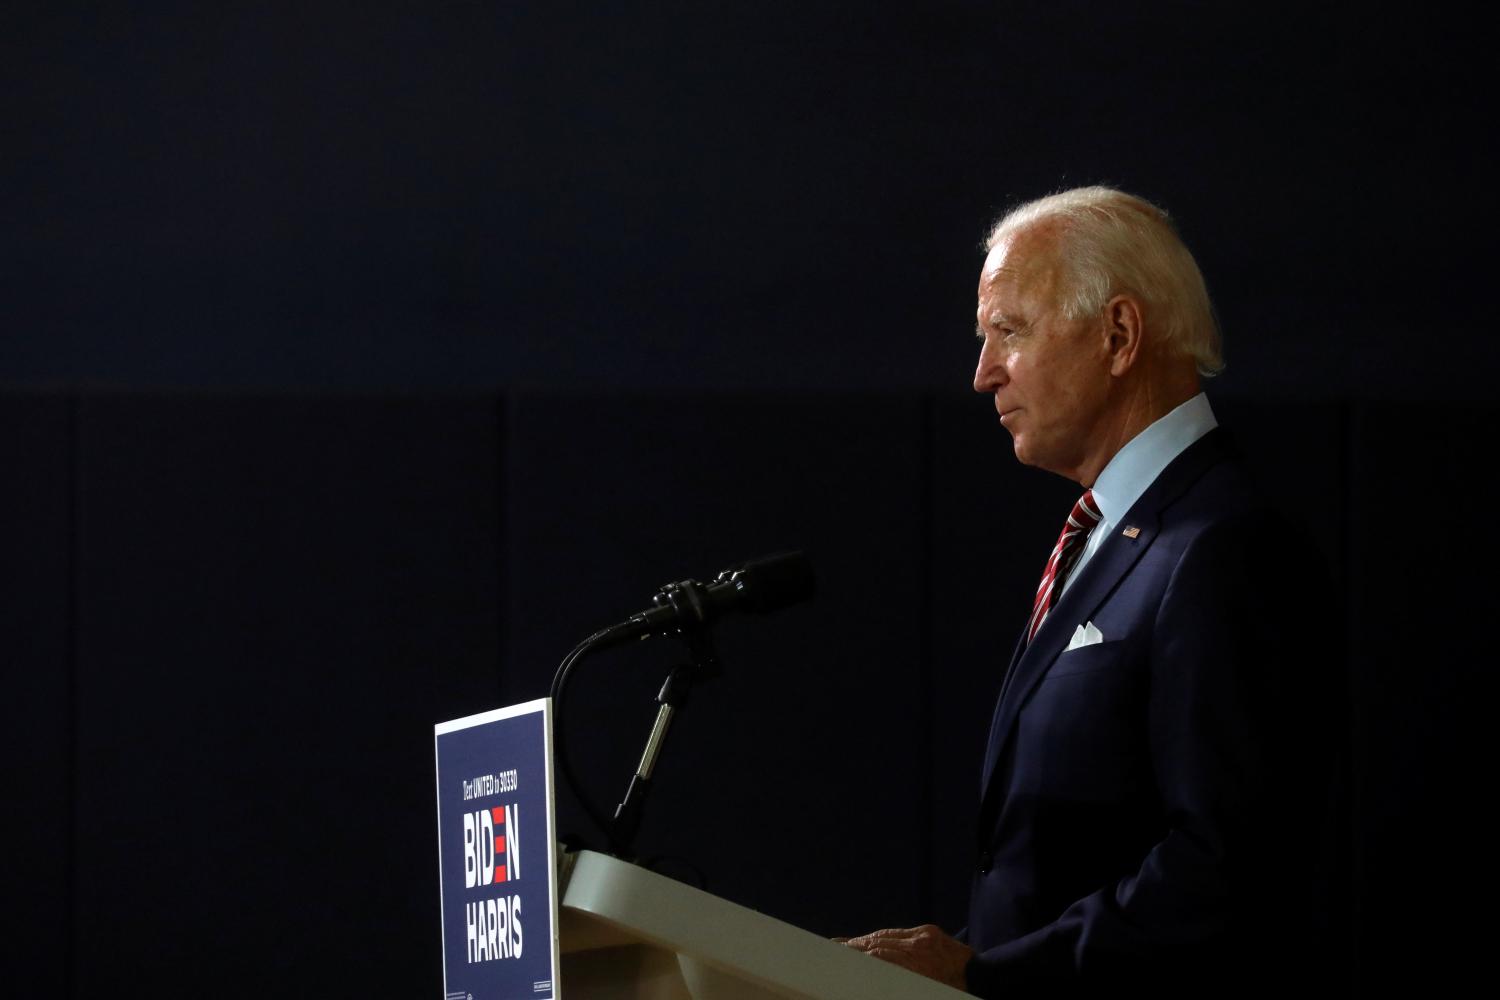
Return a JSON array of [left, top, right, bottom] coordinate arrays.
[[1026, 490, 1103, 643]]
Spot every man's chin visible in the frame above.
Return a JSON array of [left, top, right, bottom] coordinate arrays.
[[1008, 436, 1036, 468]]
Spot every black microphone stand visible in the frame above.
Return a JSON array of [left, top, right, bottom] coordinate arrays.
[[609, 579, 722, 857], [551, 553, 812, 860]]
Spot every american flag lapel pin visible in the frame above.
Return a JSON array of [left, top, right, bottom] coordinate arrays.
[[1122, 525, 1140, 539]]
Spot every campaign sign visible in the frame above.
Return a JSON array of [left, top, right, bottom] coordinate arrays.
[[435, 699, 560, 1000]]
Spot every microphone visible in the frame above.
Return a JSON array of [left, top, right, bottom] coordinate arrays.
[[551, 551, 814, 853], [613, 551, 815, 641]]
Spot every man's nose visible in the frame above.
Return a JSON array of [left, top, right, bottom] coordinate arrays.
[[974, 340, 1005, 393]]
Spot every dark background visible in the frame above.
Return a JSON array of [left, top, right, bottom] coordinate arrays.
[[2, 2, 1490, 995]]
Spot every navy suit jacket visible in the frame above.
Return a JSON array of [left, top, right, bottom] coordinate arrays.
[[965, 429, 1340, 997]]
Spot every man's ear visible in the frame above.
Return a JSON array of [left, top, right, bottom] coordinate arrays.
[[1103, 294, 1145, 376]]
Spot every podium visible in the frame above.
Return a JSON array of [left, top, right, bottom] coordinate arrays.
[[559, 850, 971, 999]]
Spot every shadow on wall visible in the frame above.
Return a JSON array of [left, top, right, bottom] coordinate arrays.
[[1, 389, 1487, 996]]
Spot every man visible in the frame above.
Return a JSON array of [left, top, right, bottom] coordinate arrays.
[[844, 187, 1338, 996]]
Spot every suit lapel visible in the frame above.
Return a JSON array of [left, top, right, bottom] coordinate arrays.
[[979, 627, 1032, 792], [977, 515, 1157, 804], [976, 429, 1235, 820]]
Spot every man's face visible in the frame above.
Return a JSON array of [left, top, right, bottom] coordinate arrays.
[[973, 227, 1114, 483]]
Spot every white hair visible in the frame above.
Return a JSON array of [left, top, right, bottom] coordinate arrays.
[[986, 186, 1224, 377]]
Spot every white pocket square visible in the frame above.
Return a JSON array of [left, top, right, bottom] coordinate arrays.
[[1065, 621, 1105, 651]]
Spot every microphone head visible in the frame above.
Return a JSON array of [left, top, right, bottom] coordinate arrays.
[[722, 551, 816, 614]]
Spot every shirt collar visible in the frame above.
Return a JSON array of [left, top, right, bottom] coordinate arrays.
[[1090, 392, 1218, 526]]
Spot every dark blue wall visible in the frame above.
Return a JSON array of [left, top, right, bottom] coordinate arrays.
[[2, 3, 1492, 398], [2, 2, 1490, 995], [3, 389, 1488, 995]]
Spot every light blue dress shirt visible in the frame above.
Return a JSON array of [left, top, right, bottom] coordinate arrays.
[[1059, 392, 1219, 598]]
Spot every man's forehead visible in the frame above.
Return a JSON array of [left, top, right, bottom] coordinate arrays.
[[978, 252, 1020, 295], [979, 234, 1057, 301]]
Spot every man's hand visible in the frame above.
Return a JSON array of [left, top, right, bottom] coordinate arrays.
[[840, 924, 973, 992]]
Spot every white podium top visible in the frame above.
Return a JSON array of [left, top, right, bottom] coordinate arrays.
[[560, 850, 970, 1000]]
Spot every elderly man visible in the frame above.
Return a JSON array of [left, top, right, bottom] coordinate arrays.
[[845, 187, 1338, 996]]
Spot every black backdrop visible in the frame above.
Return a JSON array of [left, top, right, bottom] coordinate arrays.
[[2, 3, 1492, 996]]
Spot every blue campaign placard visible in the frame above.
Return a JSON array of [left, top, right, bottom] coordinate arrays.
[[435, 699, 560, 1000]]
